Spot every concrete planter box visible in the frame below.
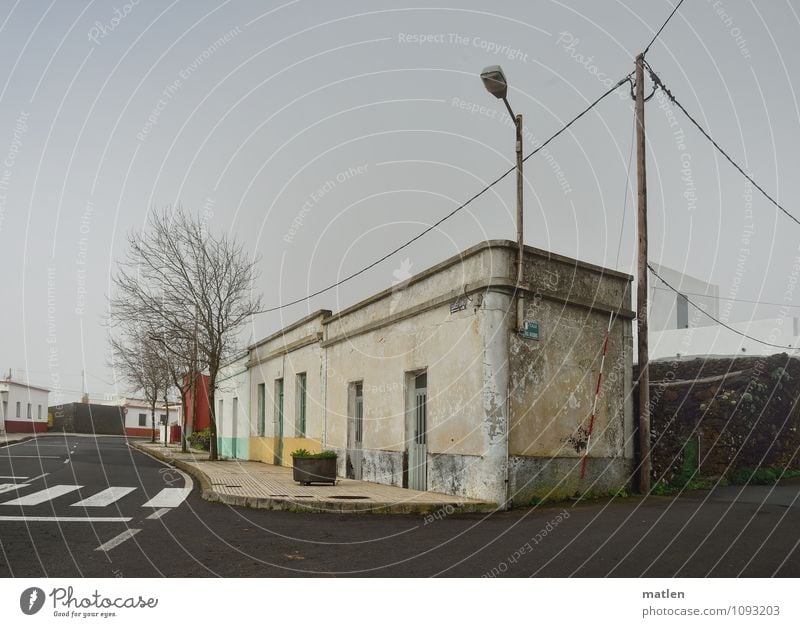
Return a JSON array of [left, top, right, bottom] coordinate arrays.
[[292, 456, 337, 485]]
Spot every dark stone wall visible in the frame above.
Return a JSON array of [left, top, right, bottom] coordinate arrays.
[[638, 354, 800, 484], [49, 403, 125, 435]]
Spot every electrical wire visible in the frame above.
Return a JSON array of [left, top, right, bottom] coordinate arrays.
[[651, 285, 800, 309], [643, 0, 688, 55], [648, 263, 797, 349], [256, 73, 633, 315], [645, 61, 800, 228]]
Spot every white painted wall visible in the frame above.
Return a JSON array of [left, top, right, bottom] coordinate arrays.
[[122, 401, 180, 430], [650, 316, 800, 360], [217, 352, 251, 454], [0, 380, 49, 430], [648, 263, 719, 332]]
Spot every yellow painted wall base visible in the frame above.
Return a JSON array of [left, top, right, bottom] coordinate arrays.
[[249, 436, 322, 467]]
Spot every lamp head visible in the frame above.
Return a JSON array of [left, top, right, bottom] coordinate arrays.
[[480, 65, 508, 100]]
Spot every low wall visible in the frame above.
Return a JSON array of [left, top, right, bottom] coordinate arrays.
[[644, 354, 800, 485], [124, 427, 157, 438], [3, 420, 48, 434]]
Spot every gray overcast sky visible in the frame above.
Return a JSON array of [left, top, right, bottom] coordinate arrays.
[[1, 0, 798, 401]]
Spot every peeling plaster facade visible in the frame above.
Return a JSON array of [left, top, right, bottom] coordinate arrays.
[[243, 240, 634, 507]]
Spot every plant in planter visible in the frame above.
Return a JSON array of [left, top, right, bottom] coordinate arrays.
[[291, 449, 338, 486]]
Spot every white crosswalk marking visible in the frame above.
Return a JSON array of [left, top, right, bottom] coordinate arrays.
[[95, 528, 141, 552], [142, 487, 191, 508], [0, 516, 131, 522], [146, 507, 171, 520], [0, 484, 29, 494], [71, 487, 136, 507], [2, 485, 82, 506]]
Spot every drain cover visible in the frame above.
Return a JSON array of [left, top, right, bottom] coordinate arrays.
[[269, 494, 289, 497], [330, 495, 369, 500]]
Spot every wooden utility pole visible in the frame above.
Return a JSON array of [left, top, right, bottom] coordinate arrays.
[[635, 53, 651, 493], [515, 113, 524, 332]]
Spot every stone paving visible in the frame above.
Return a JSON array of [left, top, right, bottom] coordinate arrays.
[[133, 441, 494, 514]]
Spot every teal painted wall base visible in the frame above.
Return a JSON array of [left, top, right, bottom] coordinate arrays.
[[217, 437, 249, 460]]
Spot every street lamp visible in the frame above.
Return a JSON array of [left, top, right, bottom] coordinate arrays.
[[481, 65, 525, 332]]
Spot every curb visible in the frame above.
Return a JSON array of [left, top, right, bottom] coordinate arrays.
[[0, 435, 35, 447], [130, 442, 497, 515]]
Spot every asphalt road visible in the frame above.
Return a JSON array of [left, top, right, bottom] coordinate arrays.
[[1, 435, 799, 577]]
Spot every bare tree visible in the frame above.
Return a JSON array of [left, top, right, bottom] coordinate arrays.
[[149, 320, 195, 453], [109, 207, 262, 460], [109, 324, 169, 443]]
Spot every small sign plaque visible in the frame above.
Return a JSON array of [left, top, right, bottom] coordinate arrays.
[[521, 320, 540, 340], [450, 297, 468, 314]]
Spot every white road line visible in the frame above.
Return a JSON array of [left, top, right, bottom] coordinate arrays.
[[0, 476, 27, 480], [71, 487, 136, 507], [26, 473, 50, 483], [2, 484, 83, 506], [95, 528, 141, 552], [0, 516, 132, 522], [0, 455, 61, 459], [142, 487, 191, 508], [145, 507, 171, 520], [0, 484, 29, 494], [63, 458, 70, 464]]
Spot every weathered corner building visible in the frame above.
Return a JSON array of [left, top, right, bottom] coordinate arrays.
[[231, 240, 634, 506]]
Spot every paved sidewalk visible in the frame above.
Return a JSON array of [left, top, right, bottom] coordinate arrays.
[[132, 441, 494, 514], [0, 432, 39, 446]]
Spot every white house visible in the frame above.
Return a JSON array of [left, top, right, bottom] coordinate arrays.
[[216, 351, 251, 460], [246, 240, 635, 506], [0, 379, 50, 433], [648, 263, 719, 331], [96, 397, 181, 438]]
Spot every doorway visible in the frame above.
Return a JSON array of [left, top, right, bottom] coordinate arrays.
[[347, 382, 364, 479], [231, 397, 238, 458], [407, 371, 427, 491], [273, 379, 284, 465]]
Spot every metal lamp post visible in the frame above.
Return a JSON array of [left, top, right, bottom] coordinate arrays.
[[481, 65, 524, 331]]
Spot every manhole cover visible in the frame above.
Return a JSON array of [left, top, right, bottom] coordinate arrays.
[[330, 495, 369, 500]]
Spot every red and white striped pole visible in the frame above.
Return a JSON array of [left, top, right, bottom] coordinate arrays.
[[580, 311, 615, 480]]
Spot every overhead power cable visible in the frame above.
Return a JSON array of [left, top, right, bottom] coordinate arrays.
[[257, 73, 633, 314], [648, 263, 797, 350], [645, 61, 800, 228], [651, 286, 800, 310], [643, 0, 688, 55]]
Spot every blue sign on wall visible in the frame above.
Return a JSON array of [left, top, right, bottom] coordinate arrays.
[[522, 320, 540, 340]]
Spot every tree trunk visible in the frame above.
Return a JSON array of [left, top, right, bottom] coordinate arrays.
[[189, 369, 197, 451], [163, 393, 169, 447], [180, 384, 188, 453], [150, 405, 156, 443]]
